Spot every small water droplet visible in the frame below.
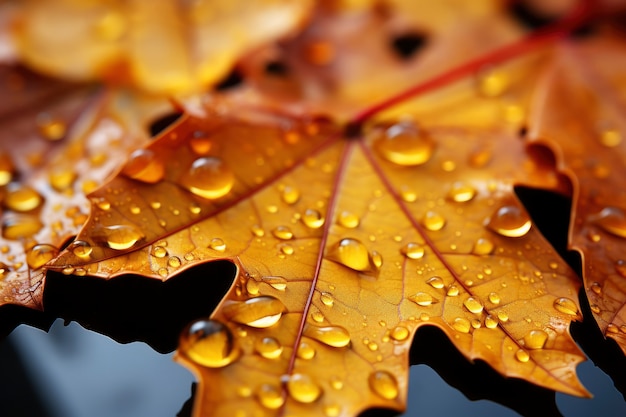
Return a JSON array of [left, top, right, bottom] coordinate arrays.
[[70, 240, 93, 258], [256, 384, 284, 409], [447, 182, 477, 203], [472, 237, 494, 255], [590, 282, 602, 294], [446, 285, 459, 297], [590, 304, 601, 314], [515, 349, 530, 363], [452, 317, 471, 333], [320, 292, 334, 306], [553, 297, 579, 316], [37, 115, 66, 141], [401, 242, 425, 259], [422, 211, 445, 231], [463, 297, 484, 314], [485, 315, 498, 329], [486, 205, 531, 237], [615, 260, 626, 277], [255, 337, 283, 359], [49, 168, 77, 191], [0, 152, 15, 186], [497, 311, 509, 322], [324, 404, 341, 417], [210, 238, 226, 251], [251, 224, 265, 237], [337, 211, 360, 228], [180, 157, 234, 199], [302, 208, 325, 229], [304, 325, 351, 347], [374, 121, 435, 166], [391, 326, 409, 341], [399, 185, 417, 202], [468, 148, 492, 168], [488, 292, 501, 305], [327, 238, 378, 272], [590, 207, 626, 238], [223, 296, 285, 328], [287, 373, 322, 403], [606, 323, 619, 334], [426, 276, 444, 289], [409, 292, 436, 306], [297, 341, 316, 359], [180, 319, 239, 368], [168, 256, 181, 268], [189, 135, 213, 155], [152, 245, 167, 258], [368, 370, 399, 400], [279, 244, 294, 255], [281, 186, 300, 205], [272, 226, 293, 240], [262, 276, 287, 291], [25, 244, 58, 269], [311, 310, 325, 322], [103, 224, 144, 250], [246, 279, 259, 295], [600, 129, 621, 147], [5, 184, 43, 212], [524, 329, 548, 349], [122, 149, 164, 183], [477, 69, 509, 97]]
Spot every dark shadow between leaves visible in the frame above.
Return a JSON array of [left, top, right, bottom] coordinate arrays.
[[43, 260, 235, 353], [0, 304, 54, 340]]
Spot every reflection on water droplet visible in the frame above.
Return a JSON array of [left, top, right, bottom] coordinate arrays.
[[122, 149, 164, 183], [327, 238, 377, 272], [409, 292, 436, 306], [426, 276, 444, 289], [180, 157, 234, 199], [486, 205, 531, 237], [180, 319, 239, 368], [272, 226, 293, 240], [297, 341, 316, 359], [281, 186, 300, 205], [497, 311, 509, 322], [515, 349, 530, 363], [302, 208, 325, 229], [374, 121, 435, 166], [26, 244, 58, 269], [452, 317, 471, 333], [399, 185, 417, 202], [5, 184, 42, 212], [590, 207, 626, 238], [255, 337, 283, 359], [71, 240, 93, 258], [287, 373, 322, 403], [262, 276, 287, 291], [257, 384, 284, 409], [473, 238, 494, 255], [422, 211, 445, 231], [553, 297, 578, 316], [304, 325, 351, 347], [210, 238, 226, 251], [103, 224, 144, 250], [401, 242, 424, 259], [391, 326, 409, 341], [223, 296, 285, 328], [524, 329, 548, 349], [338, 211, 360, 228], [369, 370, 399, 400], [464, 297, 484, 314]]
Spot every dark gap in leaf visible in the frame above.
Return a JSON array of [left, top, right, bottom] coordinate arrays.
[[176, 383, 197, 417], [358, 407, 397, 417], [390, 32, 428, 60], [43, 260, 236, 353], [215, 68, 244, 91], [264, 60, 289, 76], [149, 112, 183, 137], [408, 326, 561, 416], [508, 2, 558, 30], [518, 125, 528, 138], [59, 235, 76, 251]]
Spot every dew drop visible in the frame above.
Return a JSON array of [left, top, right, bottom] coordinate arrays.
[[615, 260, 626, 278], [210, 238, 226, 251], [304, 325, 351, 347], [488, 292, 501, 305], [49, 168, 77, 191], [327, 238, 377, 272], [590, 207, 626, 238], [281, 186, 300, 205], [251, 224, 265, 237], [311, 310, 325, 323], [189, 136, 213, 155], [1, 215, 43, 239], [497, 311, 509, 322], [180, 157, 234, 199], [600, 129, 621, 147], [485, 315, 498, 329], [0, 152, 15, 186], [477, 70, 509, 97], [590, 304, 601, 314], [399, 186, 417, 202], [262, 276, 287, 291], [553, 297, 579, 316], [447, 182, 476, 202], [590, 282, 602, 295], [272, 226, 293, 240], [179, 319, 239, 368], [37, 115, 66, 141], [426, 276, 444, 289], [401, 242, 425, 259], [320, 292, 334, 306], [452, 317, 471, 333], [168, 256, 181, 268], [421, 211, 445, 231], [103, 224, 144, 250], [152, 245, 167, 258], [409, 292, 436, 306], [515, 349, 530, 363], [607, 324, 619, 334], [246, 279, 259, 295], [302, 208, 325, 229], [279, 244, 294, 255], [472, 238, 494, 255], [297, 341, 316, 359], [257, 384, 284, 409], [486, 205, 531, 237], [391, 326, 409, 341], [287, 373, 322, 403], [5, 184, 43, 212], [369, 370, 399, 400], [71, 240, 93, 258], [524, 329, 548, 349], [337, 211, 360, 228], [374, 121, 435, 166], [464, 297, 484, 314], [324, 404, 341, 417], [25, 244, 58, 269], [223, 296, 285, 328], [446, 285, 459, 297], [122, 149, 164, 183], [255, 337, 283, 359]]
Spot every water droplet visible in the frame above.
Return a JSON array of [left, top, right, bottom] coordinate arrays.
[[477, 69, 509, 97], [180, 157, 234, 199], [287, 373, 322, 403], [524, 329, 548, 349], [49, 168, 77, 191], [590, 207, 626, 238], [327, 238, 377, 272], [371, 250, 383, 268], [262, 276, 287, 291], [446, 285, 459, 297], [0, 153, 15, 186], [447, 182, 477, 203], [600, 129, 621, 147], [281, 186, 300, 205], [409, 292, 436, 306], [255, 337, 283, 359], [246, 279, 259, 295], [179, 319, 239, 368], [553, 297, 579, 316], [488, 292, 501, 305], [468, 148, 492, 168], [590, 304, 601, 314], [486, 205, 531, 237], [463, 297, 484, 314], [279, 244, 294, 255], [399, 185, 417, 202], [515, 349, 530, 363], [122, 149, 164, 183], [152, 246, 167, 258], [426, 276, 444, 289], [103, 224, 144, 250], [311, 310, 325, 322], [401, 242, 424, 259], [272, 226, 293, 240], [256, 384, 284, 409], [485, 315, 498, 329], [223, 296, 285, 328], [251, 224, 265, 237], [616, 260, 626, 277], [590, 282, 602, 294], [497, 311, 509, 322], [168, 256, 181, 268], [210, 238, 226, 251], [25, 244, 58, 269], [70, 240, 93, 258], [606, 324, 619, 334], [471, 238, 494, 256], [302, 209, 325, 229], [297, 341, 316, 359], [37, 115, 66, 141], [304, 325, 351, 347], [374, 121, 435, 166], [391, 326, 409, 341], [5, 184, 42, 212], [422, 211, 445, 231], [338, 211, 360, 228], [320, 292, 334, 306], [189, 135, 213, 155], [324, 404, 341, 417], [368, 370, 399, 400]]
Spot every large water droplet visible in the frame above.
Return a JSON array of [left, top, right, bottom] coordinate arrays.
[[553, 297, 579, 316], [374, 122, 435, 166], [255, 337, 283, 359], [103, 224, 144, 250], [447, 182, 476, 203], [122, 149, 164, 183], [337, 211, 360, 228], [368, 370, 399, 400], [422, 211, 445, 231], [2, 215, 43, 240], [464, 297, 484, 314], [256, 384, 284, 409], [485, 315, 498, 329], [302, 208, 325, 229], [304, 325, 351, 347], [452, 317, 471, 333], [223, 296, 285, 328], [5, 184, 42, 212], [590, 207, 626, 238], [180, 157, 234, 199], [327, 238, 377, 272], [391, 326, 409, 341], [179, 319, 239, 368], [401, 242, 424, 259], [409, 292, 437, 306], [26, 244, 58, 269], [287, 373, 322, 403], [486, 205, 531, 237], [524, 329, 548, 349]]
